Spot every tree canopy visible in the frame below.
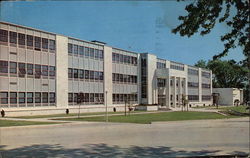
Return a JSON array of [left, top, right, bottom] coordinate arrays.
[[172, 0, 249, 65]]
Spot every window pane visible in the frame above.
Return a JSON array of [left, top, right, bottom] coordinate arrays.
[[27, 35, 33, 47], [73, 45, 78, 55], [9, 31, 17, 44], [68, 68, 73, 78], [27, 64, 33, 75], [49, 66, 56, 77], [18, 33, 25, 46], [49, 39, 56, 51], [35, 65, 41, 78], [35, 92, 41, 103], [42, 92, 48, 103], [73, 69, 78, 78], [19, 92, 25, 103], [85, 70, 89, 79], [10, 92, 17, 104], [42, 65, 48, 76], [27, 92, 33, 103], [79, 46, 84, 56], [34, 36, 41, 50], [68, 43, 73, 54], [0, 92, 8, 104], [49, 92, 55, 103], [42, 38, 48, 49], [0, 29, 8, 42], [10, 62, 17, 74], [18, 63, 26, 77]]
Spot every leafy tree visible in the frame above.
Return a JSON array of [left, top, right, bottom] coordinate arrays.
[[172, 0, 249, 65], [194, 59, 207, 69]]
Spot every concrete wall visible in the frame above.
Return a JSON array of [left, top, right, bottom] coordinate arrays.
[[104, 46, 113, 106]]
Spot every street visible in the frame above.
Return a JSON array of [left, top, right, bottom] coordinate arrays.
[[0, 117, 249, 157]]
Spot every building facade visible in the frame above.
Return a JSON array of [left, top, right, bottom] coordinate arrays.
[[213, 88, 244, 106], [0, 22, 212, 116]]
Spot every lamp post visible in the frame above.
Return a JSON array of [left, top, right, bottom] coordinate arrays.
[[105, 91, 108, 122]]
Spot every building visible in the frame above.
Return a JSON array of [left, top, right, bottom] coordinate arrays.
[[213, 88, 244, 106], [0, 21, 213, 116]]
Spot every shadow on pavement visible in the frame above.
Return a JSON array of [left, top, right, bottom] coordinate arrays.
[[0, 144, 248, 158]]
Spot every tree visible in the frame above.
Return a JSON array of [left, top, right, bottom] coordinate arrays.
[[172, 0, 249, 65], [194, 59, 207, 69]]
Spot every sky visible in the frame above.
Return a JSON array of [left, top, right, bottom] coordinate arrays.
[[0, 1, 245, 65]]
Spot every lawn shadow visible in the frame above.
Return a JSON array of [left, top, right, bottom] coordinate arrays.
[[0, 144, 248, 158]]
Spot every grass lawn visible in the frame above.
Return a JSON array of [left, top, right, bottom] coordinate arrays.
[[55, 111, 238, 124], [193, 105, 249, 113], [13, 111, 146, 119], [0, 120, 59, 127]]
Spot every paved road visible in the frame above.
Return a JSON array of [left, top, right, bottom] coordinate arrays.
[[0, 117, 249, 157]]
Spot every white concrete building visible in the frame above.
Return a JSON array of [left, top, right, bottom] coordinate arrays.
[[213, 88, 244, 106], [0, 21, 212, 116]]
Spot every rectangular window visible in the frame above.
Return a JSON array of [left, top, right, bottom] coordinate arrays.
[[73, 93, 78, 103], [18, 33, 25, 46], [99, 50, 103, 59], [89, 93, 94, 102], [27, 64, 33, 75], [35, 92, 41, 103], [10, 62, 17, 74], [49, 92, 55, 103], [68, 68, 73, 78], [42, 65, 48, 76], [9, 31, 17, 44], [27, 92, 33, 103], [34, 36, 41, 50], [18, 63, 26, 77], [10, 92, 17, 104], [94, 93, 99, 103], [79, 46, 84, 56], [73, 69, 78, 78], [79, 69, 84, 79], [94, 49, 99, 59], [188, 68, 198, 75], [85, 47, 90, 57], [84, 93, 89, 103], [42, 38, 48, 50], [89, 48, 94, 58], [94, 71, 99, 81], [188, 82, 199, 88], [49, 66, 56, 77], [0, 60, 8, 73], [100, 72, 103, 81], [202, 72, 211, 78], [0, 92, 8, 104], [27, 35, 33, 48], [85, 70, 89, 79], [42, 92, 48, 103], [68, 43, 73, 55], [73, 44, 78, 55], [90, 71, 94, 80], [35, 65, 41, 78], [0, 29, 8, 43], [119, 54, 124, 63], [49, 39, 56, 51], [68, 93, 73, 103], [18, 92, 25, 104]]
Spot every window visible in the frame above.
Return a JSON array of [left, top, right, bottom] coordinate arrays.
[[84, 93, 89, 103], [18, 33, 25, 46], [9, 31, 17, 44], [10, 92, 17, 104], [42, 65, 48, 76], [85, 47, 90, 57], [90, 71, 94, 80], [73, 69, 78, 78], [119, 54, 124, 63], [176, 95, 179, 101], [170, 95, 173, 101], [79, 69, 84, 79], [27, 92, 33, 103], [188, 95, 199, 101], [10, 62, 17, 74], [99, 72, 103, 80], [188, 82, 199, 88], [89, 48, 94, 58], [79, 46, 84, 56], [176, 81, 179, 87], [49, 66, 56, 77], [18, 63, 26, 77], [157, 78, 166, 87], [34, 36, 41, 50], [42, 38, 48, 50], [170, 79, 173, 86], [42, 92, 48, 103], [157, 62, 166, 69], [89, 93, 94, 102], [202, 95, 211, 101], [94, 93, 99, 103], [85, 70, 89, 79], [99, 50, 103, 59], [0, 61, 8, 73], [202, 83, 211, 88], [94, 71, 99, 81], [68, 68, 73, 78], [73, 44, 78, 55], [49, 92, 55, 103], [35, 92, 41, 103], [68, 93, 73, 103], [112, 53, 115, 62], [68, 43, 73, 55], [0, 92, 8, 104], [35, 65, 41, 78], [94, 49, 99, 59], [170, 64, 184, 71], [27, 35, 33, 48], [73, 93, 78, 103], [202, 72, 211, 78], [18, 92, 25, 104], [188, 68, 198, 75], [49, 39, 56, 51], [115, 53, 119, 62], [0, 29, 8, 43], [27, 64, 33, 75]]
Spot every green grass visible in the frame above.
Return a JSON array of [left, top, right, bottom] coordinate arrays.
[[55, 111, 237, 124], [13, 111, 146, 119], [217, 105, 249, 113], [0, 120, 59, 127]]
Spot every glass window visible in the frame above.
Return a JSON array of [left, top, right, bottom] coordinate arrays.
[[27, 64, 33, 75], [94, 71, 99, 81], [73, 69, 78, 78], [68, 68, 73, 78], [0, 61, 8, 73], [34, 36, 41, 50], [79, 46, 84, 56], [85, 47, 90, 57], [94, 93, 99, 103], [35, 65, 41, 78], [89, 48, 94, 58], [79, 69, 84, 79], [99, 50, 103, 59], [27, 35, 33, 47], [10, 62, 17, 74], [49, 39, 56, 51], [90, 71, 94, 80], [27, 92, 33, 103], [85, 70, 89, 79], [49, 66, 56, 77], [10, 92, 17, 104], [89, 93, 94, 102], [49, 92, 55, 103], [42, 65, 48, 76], [73, 93, 78, 103], [0, 29, 8, 42], [68, 43, 73, 55], [18, 33, 25, 46], [35, 92, 41, 103], [9, 31, 17, 44], [18, 63, 26, 77], [100, 72, 103, 80], [68, 93, 73, 103], [119, 54, 124, 63], [0, 92, 8, 104], [84, 93, 89, 103], [42, 92, 48, 103], [42, 38, 48, 49], [73, 44, 78, 55], [94, 49, 99, 59], [18, 92, 25, 104]]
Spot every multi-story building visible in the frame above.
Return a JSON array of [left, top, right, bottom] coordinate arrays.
[[0, 21, 212, 116]]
